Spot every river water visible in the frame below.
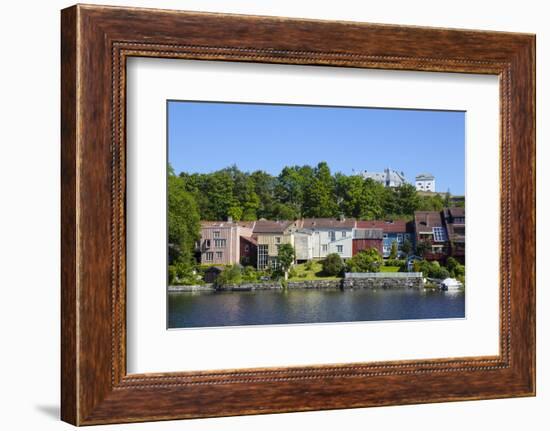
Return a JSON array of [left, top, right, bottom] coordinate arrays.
[[168, 288, 465, 328]]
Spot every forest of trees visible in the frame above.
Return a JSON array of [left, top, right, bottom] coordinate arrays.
[[172, 161, 461, 223]]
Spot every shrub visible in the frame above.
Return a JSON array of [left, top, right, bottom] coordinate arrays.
[[242, 265, 259, 282], [347, 248, 383, 273], [215, 264, 242, 287], [169, 260, 200, 285], [304, 260, 314, 271], [389, 241, 398, 259], [385, 259, 406, 268], [288, 266, 298, 279], [446, 257, 465, 278], [322, 253, 345, 276], [413, 259, 450, 279]]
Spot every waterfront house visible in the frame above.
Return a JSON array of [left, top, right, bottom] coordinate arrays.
[[299, 218, 355, 259], [239, 235, 258, 267], [294, 229, 314, 263], [442, 207, 465, 263], [352, 228, 384, 256], [414, 211, 448, 262], [253, 220, 296, 270], [198, 220, 254, 265], [356, 220, 414, 258], [413, 208, 465, 263]]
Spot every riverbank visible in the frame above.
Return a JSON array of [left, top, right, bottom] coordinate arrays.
[[168, 273, 424, 292]]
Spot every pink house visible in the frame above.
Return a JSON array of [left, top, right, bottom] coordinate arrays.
[[198, 220, 255, 265]]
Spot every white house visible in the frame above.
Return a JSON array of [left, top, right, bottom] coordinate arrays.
[[294, 229, 314, 262], [415, 173, 436, 192], [360, 168, 407, 188], [299, 218, 355, 259]]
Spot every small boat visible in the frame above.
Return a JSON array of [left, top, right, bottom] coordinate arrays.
[[439, 277, 463, 291]]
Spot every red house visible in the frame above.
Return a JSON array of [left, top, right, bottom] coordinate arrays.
[[352, 228, 384, 256]]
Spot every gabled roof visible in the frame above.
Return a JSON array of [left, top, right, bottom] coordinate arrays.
[[354, 228, 384, 239], [356, 220, 411, 233], [414, 211, 444, 233], [201, 221, 255, 229], [240, 236, 258, 246], [416, 173, 435, 180], [253, 220, 293, 234], [300, 218, 356, 229], [447, 207, 465, 219]]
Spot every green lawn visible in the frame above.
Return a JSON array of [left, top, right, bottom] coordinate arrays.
[[289, 261, 340, 280], [380, 266, 400, 272]]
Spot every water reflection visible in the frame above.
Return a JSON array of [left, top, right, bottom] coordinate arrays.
[[168, 288, 465, 329]]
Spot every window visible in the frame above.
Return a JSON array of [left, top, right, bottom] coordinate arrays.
[[337, 245, 343, 253], [397, 233, 403, 242], [216, 251, 223, 259], [204, 239, 211, 248], [341, 231, 347, 238], [329, 231, 336, 241], [214, 238, 226, 248], [258, 245, 269, 269], [213, 231, 220, 238], [432, 226, 448, 242], [205, 252, 213, 262], [322, 244, 328, 252], [454, 217, 465, 224], [275, 237, 281, 244], [244, 245, 249, 253]]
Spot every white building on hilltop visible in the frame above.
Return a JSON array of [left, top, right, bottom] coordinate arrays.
[[360, 168, 406, 188], [415, 173, 436, 192]]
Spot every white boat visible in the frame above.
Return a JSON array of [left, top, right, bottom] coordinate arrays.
[[440, 277, 463, 291]]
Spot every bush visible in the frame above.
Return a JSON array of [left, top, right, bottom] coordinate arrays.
[[413, 259, 450, 279], [389, 241, 398, 259], [215, 264, 242, 287], [446, 257, 465, 278], [242, 265, 259, 282], [168, 261, 201, 285], [322, 253, 345, 276], [347, 248, 383, 273], [304, 260, 314, 271], [288, 266, 298, 279]]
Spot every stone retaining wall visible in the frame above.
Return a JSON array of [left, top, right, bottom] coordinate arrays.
[[216, 282, 282, 291], [287, 279, 342, 290], [168, 284, 215, 292], [342, 275, 423, 289], [169, 275, 424, 292]]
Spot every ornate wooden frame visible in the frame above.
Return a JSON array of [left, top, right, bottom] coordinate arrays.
[[61, 4, 535, 425]]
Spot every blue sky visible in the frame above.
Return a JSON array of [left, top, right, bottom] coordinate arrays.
[[168, 101, 465, 195]]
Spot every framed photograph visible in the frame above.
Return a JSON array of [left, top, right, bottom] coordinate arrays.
[[61, 4, 535, 425]]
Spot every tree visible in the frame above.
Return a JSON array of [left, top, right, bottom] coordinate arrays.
[[401, 238, 412, 256], [347, 248, 383, 273], [302, 162, 338, 217], [446, 256, 465, 278], [389, 241, 398, 259], [168, 171, 200, 265], [415, 240, 430, 257], [322, 253, 345, 276], [277, 243, 295, 280]]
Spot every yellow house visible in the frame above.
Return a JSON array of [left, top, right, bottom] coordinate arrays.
[[253, 220, 298, 269]]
